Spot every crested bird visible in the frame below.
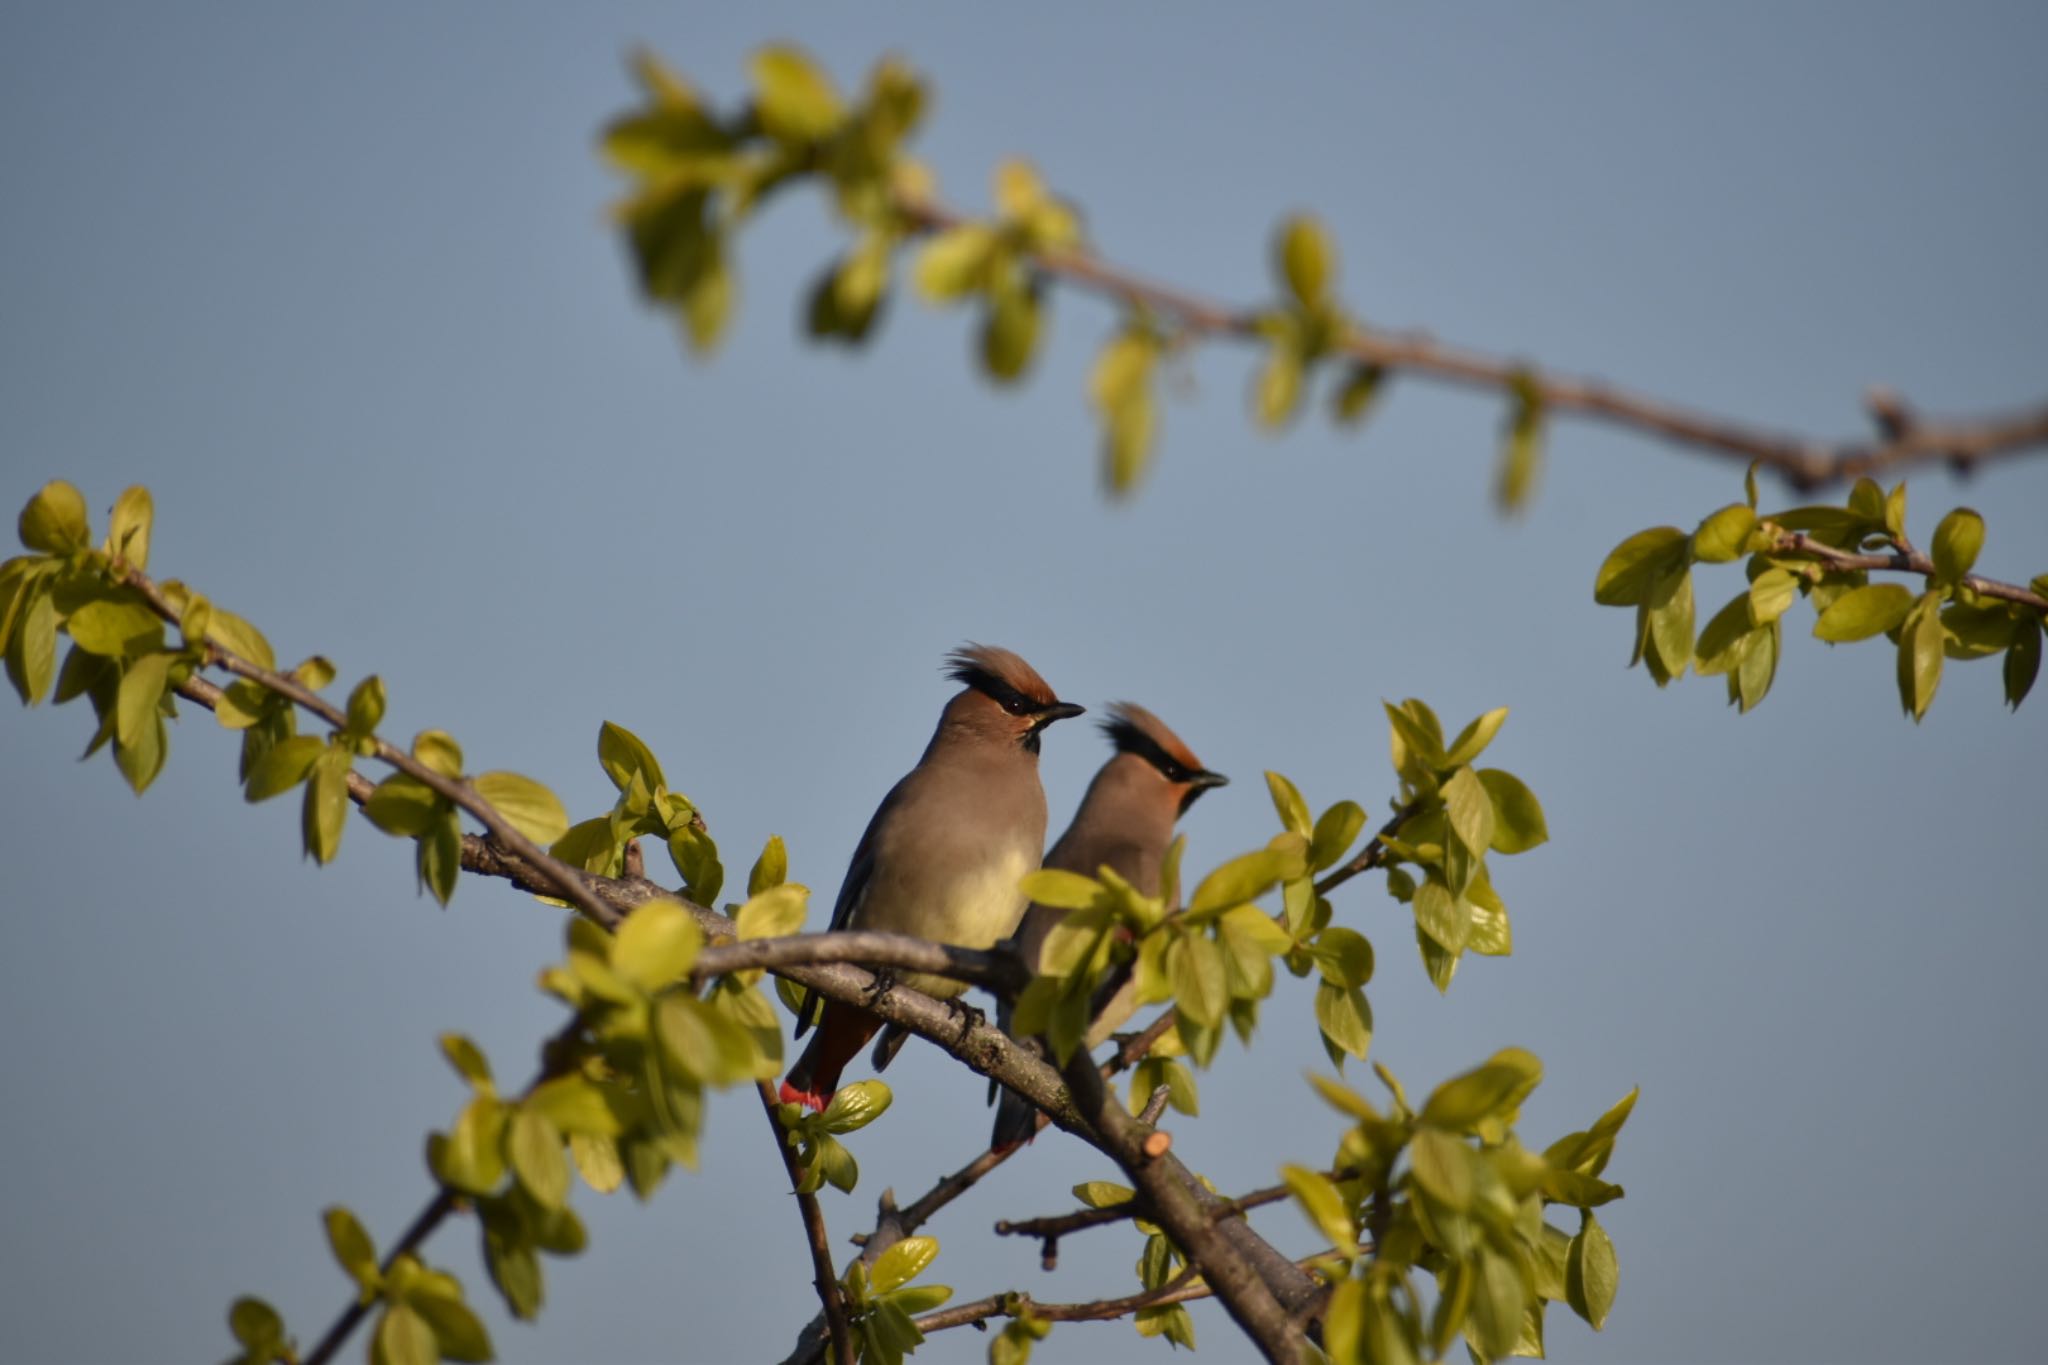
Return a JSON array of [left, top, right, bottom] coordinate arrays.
[[777, 645, 1084, 1112], [989, 701, 1227, 1152]]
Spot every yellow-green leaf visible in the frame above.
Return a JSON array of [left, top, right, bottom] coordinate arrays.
[[871, 1235, 939, 1294], [750, 45, 842, 142], [612, 899, 703, 992], [19, 480, 90, 554], [1276, 214, 1334, 305], [913, 226, 997, 302], [1690, 503, 1756, 563], [1930, 506, 1983, 583], [734, 882, 808, 940], [471, 771, 569, 846], [1593, 527, 1686, 606]]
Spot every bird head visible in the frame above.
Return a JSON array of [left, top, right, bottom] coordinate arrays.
[[943, 644, 1084, 753], [1101, 701, 1229, 814]]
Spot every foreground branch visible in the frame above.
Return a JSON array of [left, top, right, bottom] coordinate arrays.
[[758, 1081, 856, 1365], [1770, 529, 2048, 613]]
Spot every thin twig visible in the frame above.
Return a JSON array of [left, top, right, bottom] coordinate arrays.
[[123, 567, 624, 931], [897, 196, 2048, 492], [912, 1252, 1332, 1337], [1768, 529, 2048, 612], [1313, 800, 1421, 897], [997, 1166, 1359, 1244], [300, 1191, 456, 1365], [758, 1081, 857, 1365]]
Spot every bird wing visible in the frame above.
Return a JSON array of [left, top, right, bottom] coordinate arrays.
[[791, 775, 900, 1040]]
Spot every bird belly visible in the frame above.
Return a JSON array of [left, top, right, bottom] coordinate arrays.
[[857, 843, 1034, 1000]]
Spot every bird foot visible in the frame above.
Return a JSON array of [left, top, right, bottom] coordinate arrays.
[[945, 998, 985, 1042], [863, 968, 897, 1008]]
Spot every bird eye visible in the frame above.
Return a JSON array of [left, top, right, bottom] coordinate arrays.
[[1002, 695, 1031, 716]]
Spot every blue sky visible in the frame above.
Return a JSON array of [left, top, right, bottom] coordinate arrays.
[[3, 5, 2045, 1362]]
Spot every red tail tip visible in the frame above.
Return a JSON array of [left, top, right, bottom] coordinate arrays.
[[778, 1079, 829, 1112]]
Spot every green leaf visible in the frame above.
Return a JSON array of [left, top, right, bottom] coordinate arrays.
[[1646, 566, 1695, 679], [1734, 619, 1780, 713], [914, 226, 997, 302], [115, 651, 170, 750], [597, 720, 664, 794], [114, 706, 167, 795], [1332, 363, 1385, 427], [304, 746, 351, 865], [417, 812, 458, 905], [507, 1107, 569, 1211], [1931, 506, 1984, 583], [204, 608, 276, 671], [19, 480, 90, 554], [1496, 385, 1545, 514], [227, 1296, 286, 1351], [612, 900, 703, 992], [106, 485, 153, 568], [1813, 583, 1914, 642], [1883, 480, 1907, 539], [569, 1132, 624, 1195], [409, 1294, 493, 1364], [1314, 981, 1373, 1063], [471, 772, 569, 847], [871, 1235, 939, 1294], [1593, 527, 1687, 606], [1266, 771, 1312, 838], [1566, 1211, 1618, 1331], [1168, 934, 1228, 1028], [7, 586, 56, 704], [345, 675, 386, 737], [245, 737, 327, 806], [1468, 1248, 1530, 1362], [1071, 1180, 1136, 1209], [1312, 925, 1374, 988], [1690, 504, 1756, 563], [980, 278, 1042, 383], [435, 1098, 508, 1195], [440, 1034, 493, 1091], [735, 882, 808, 940], [1277, 214, 1334, 304], [1897, 595, 1944, 721], [1187, 845, 1294, 917], [482, 1215, 543, 1320], [1419, 1049, 1542, 1131], [364, 775, 441, 838], [323, 1206, 380, 1296], [1746, 567, 1798, 627], [750, 44, 842, 142], [1441, 766, 1495, 859], [1281, 1163, 1357, 1253], [748, 834, 788, 896], [1413, 878, 1468, 954], [1407, 1127, 1473, 1210], [1477, 769, 1547, 854], [1309, 800, 1367, 873], [1444, 707, 1508, 768], [2005, 618, 2041, 710], [820, 1078, 893, 1133], [1255, 343, 1304, 430], [372, 1303, 436, 1365], [1019, 868, 1102, 911], [65, 596, 163, 658]]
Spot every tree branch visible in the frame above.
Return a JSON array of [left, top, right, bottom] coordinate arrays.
[[897, 196, 2048, 492], [1768, 529, 2048, 613], [912, 1252, 1331, 1337], [757, 1081, 856, 1365], [1059, 1054, 1304, 1362]]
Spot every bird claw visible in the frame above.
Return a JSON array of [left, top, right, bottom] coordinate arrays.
[[946, 998, 985, 1042], [864, 968, 897, 1007]]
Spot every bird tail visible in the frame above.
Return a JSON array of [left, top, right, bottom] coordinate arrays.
[[990, 1082, 1041, 1154], [779, 1000, 882, 1112]]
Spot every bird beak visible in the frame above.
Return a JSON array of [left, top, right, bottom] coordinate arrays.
[[1035, 701, 1086, 726], [1189, 769, 1230, 790]]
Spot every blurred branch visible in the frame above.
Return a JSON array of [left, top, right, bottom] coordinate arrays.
[[912, 1252, 1330, 1336], [897, 196, 2048, 493]]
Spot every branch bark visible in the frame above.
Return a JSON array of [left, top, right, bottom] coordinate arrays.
[[757, 1081, 856, 1365]]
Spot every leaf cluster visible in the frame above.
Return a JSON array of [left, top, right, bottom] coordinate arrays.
[[1596, 471, 2044, 718], [1294, 1057, 1633, 1364]]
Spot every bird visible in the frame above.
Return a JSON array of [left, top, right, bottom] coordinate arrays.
[[777, 644, 1084, 1112], [989, 701, 1227, 1152]]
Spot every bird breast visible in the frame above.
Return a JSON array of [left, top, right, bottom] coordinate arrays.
[[854, 837, 1037, 1000]]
